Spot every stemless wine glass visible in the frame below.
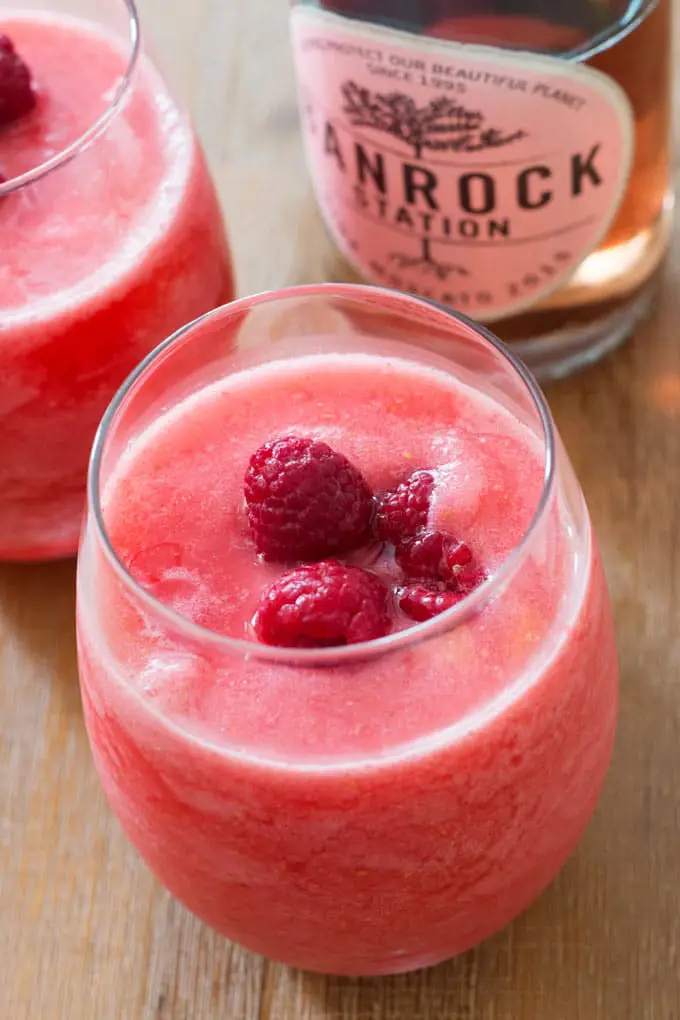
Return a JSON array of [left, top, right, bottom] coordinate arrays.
[[0, 0, 233, 560], [76, 284, 618, 976]]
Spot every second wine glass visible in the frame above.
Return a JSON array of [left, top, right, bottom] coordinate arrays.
[[0, 0, 234, 560]]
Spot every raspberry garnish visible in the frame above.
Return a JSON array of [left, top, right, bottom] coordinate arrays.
[[395, 529, 449, 580], [396, 582, 466, 623], [244, 435, 374, 562], [375, 470, 435, 545], [445, 540, 486, 593], [254, 560, 392, 648], [445, 540, 473, 571], [394, 532, 486, 620], [396, 530, 484, 587], [0, 34, 36, 129]]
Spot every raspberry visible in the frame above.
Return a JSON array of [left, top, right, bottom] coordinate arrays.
[[396, 583, 466, 623], [445, 540, 473, 571], [396, 530, 485, 588], [375, 470, 434, 545], [445, 541, 485, 593], [244, 436, 374, 562], [254, 560, 392, 648], [395, 529, 449, 580], [0, 34, 36, 129]]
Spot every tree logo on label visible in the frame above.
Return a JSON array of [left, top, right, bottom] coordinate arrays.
[[388, 238, 468, 280], [341, 81, 527, 159]]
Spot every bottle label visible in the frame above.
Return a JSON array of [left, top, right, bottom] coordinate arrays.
[[290, 7, 634, 322]]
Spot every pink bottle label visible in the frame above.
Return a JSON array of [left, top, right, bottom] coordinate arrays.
[[290, 7, 634, 323]]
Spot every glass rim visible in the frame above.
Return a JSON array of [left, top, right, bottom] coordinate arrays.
[[0, 0, 141, 197], [86, 283, 557, 666]]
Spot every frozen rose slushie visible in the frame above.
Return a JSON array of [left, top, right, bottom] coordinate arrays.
[[77, 287, 618, 974]]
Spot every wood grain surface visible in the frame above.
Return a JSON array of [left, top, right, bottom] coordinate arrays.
[[2, 1, 680, 1017]]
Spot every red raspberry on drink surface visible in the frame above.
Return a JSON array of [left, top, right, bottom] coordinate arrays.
[[375, 469, 435, 545], [254, 560, 392, 648], [445, 540, 473, 571], [394, 532, 487, 621], [397, 530, 484, 588], [395, 529, 449, 580], [0, 33, 37, 129], [244, 435, 374, 562], [446, 540, 486, 592], [396, 582, 466, 623]]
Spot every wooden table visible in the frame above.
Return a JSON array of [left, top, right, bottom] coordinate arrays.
[[3, 2, 680, 1017]]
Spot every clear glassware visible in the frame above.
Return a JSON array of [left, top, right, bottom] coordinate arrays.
[[0, 0, 234, 560], [76, 283, 619, 976]]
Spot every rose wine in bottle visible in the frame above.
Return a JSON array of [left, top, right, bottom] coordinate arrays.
[[290, 0, 672, 377]]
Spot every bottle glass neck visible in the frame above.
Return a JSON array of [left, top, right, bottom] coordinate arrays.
[[309, 0, 652, 57]]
